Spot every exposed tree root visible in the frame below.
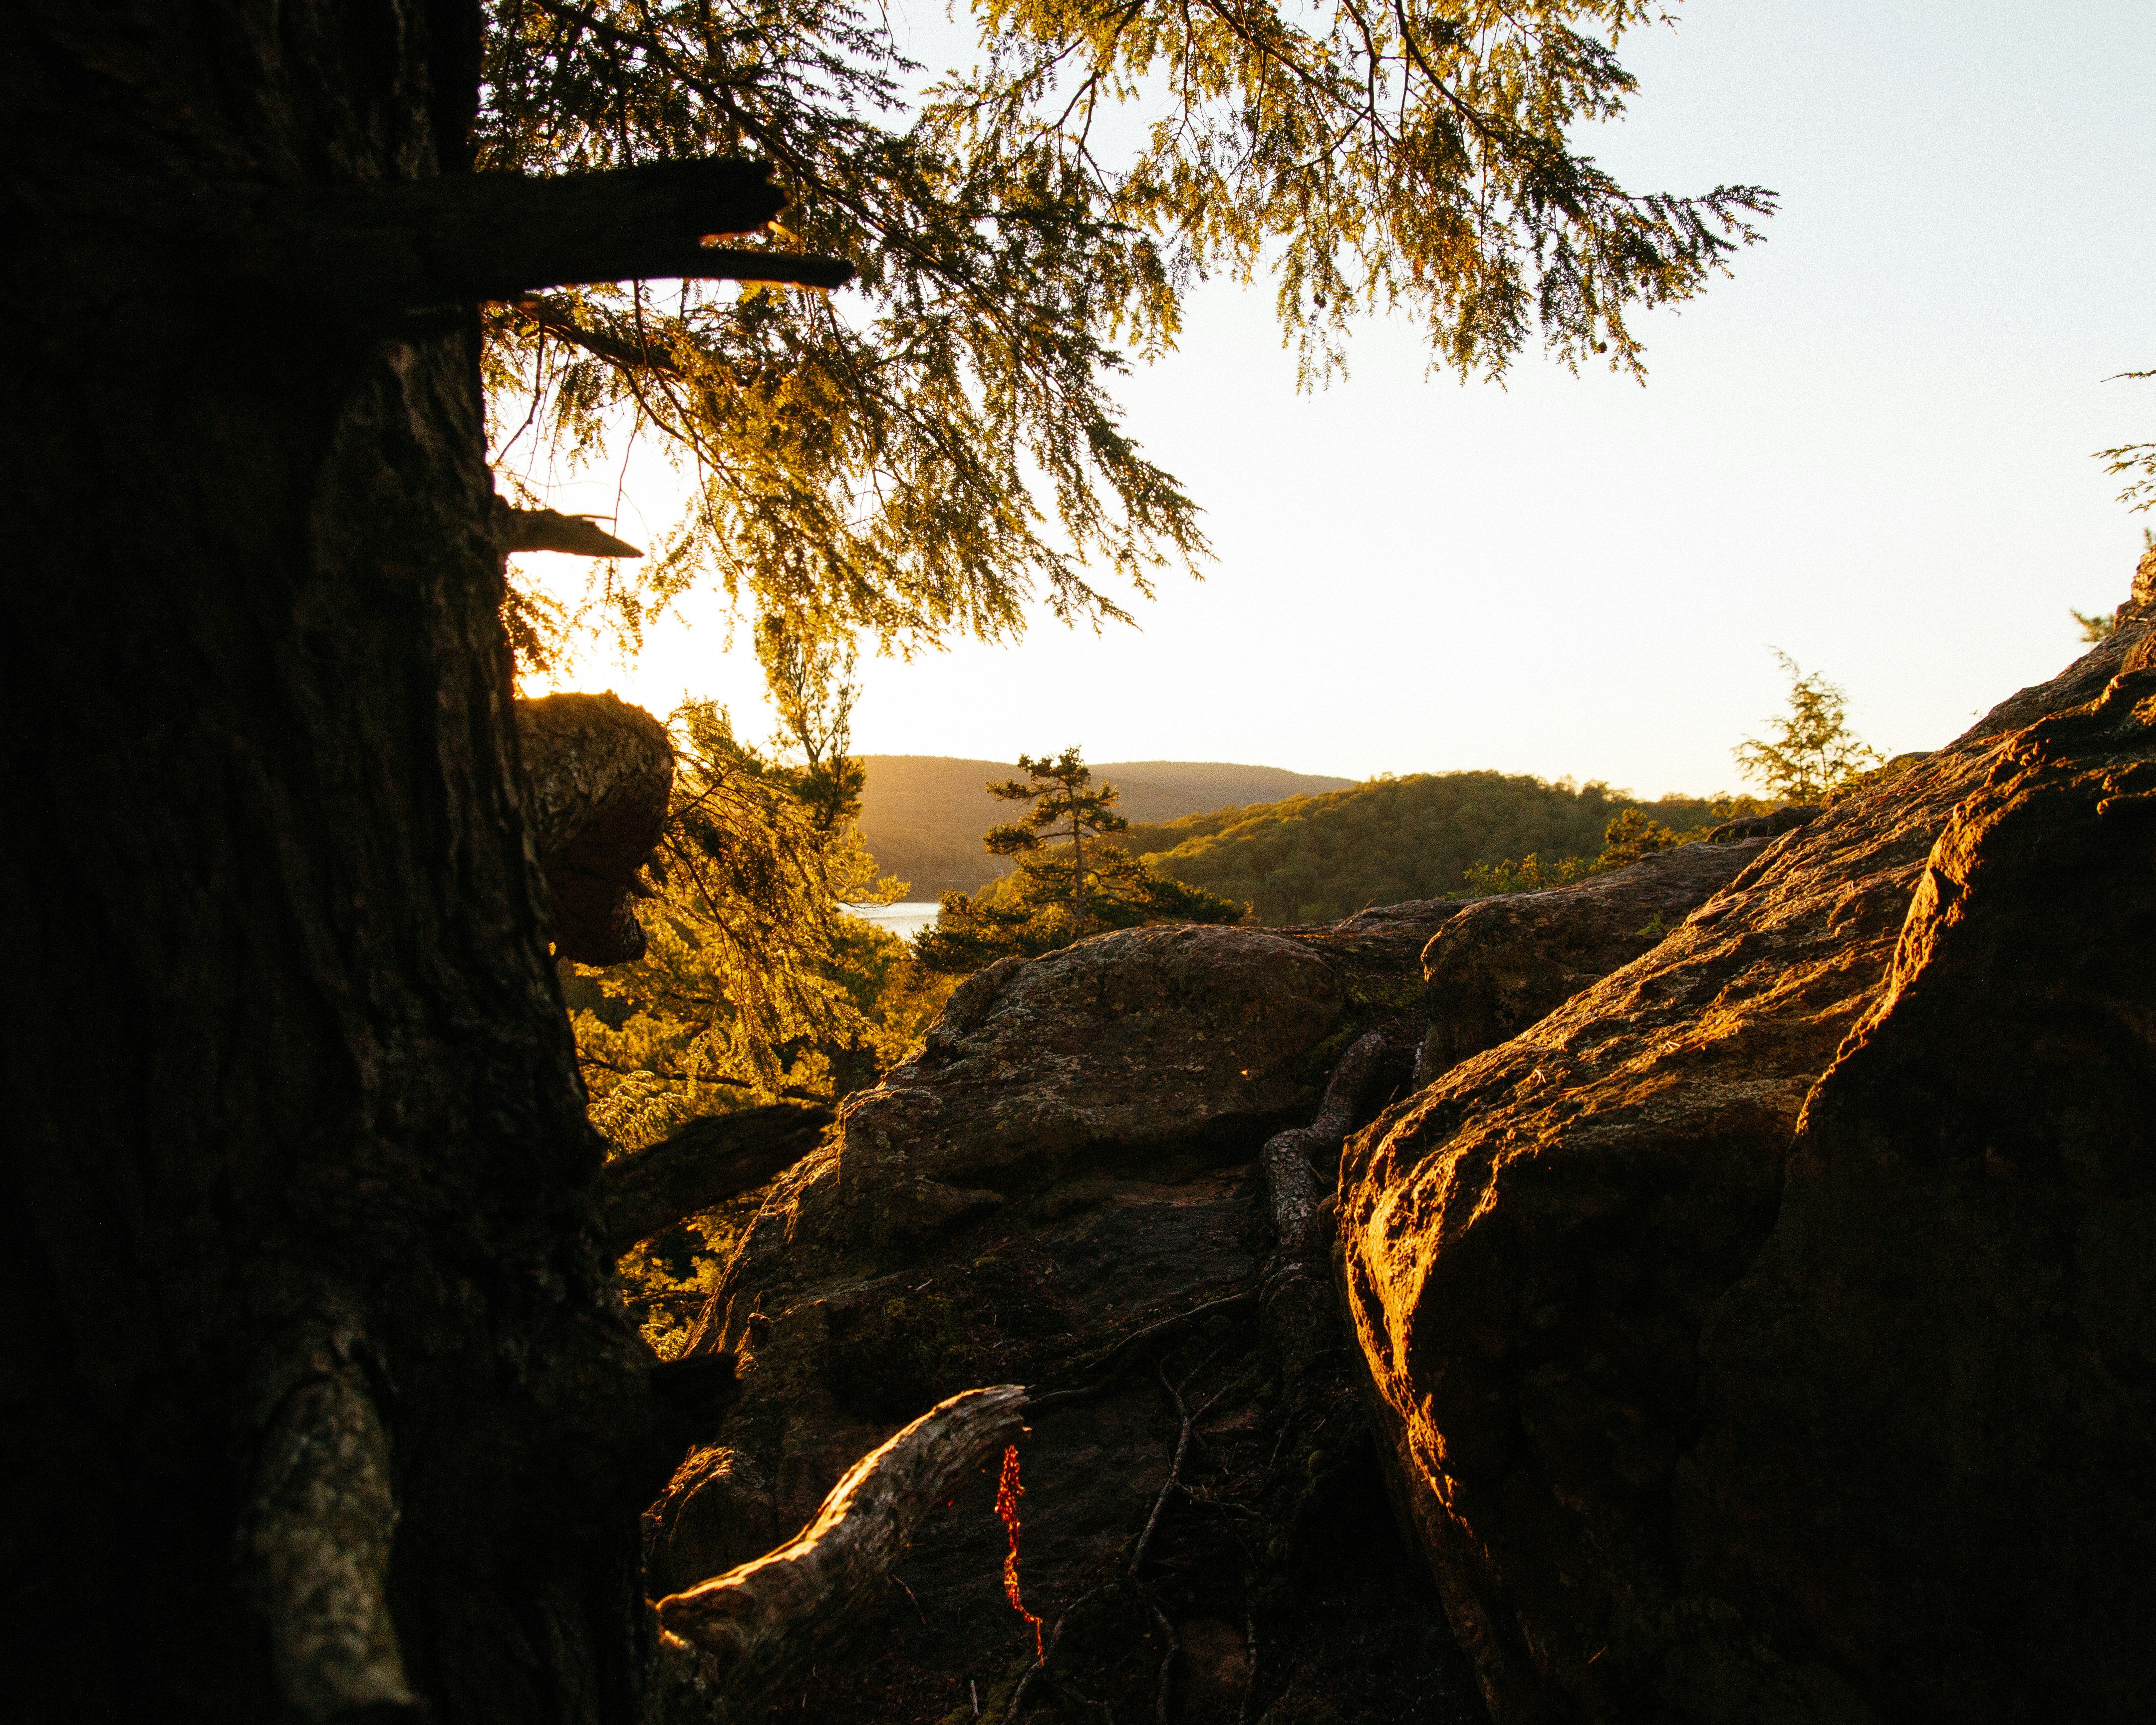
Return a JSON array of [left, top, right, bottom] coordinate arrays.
[[1026, 1290, 1256, 1416], [1150, 1605, 1180, 1724]]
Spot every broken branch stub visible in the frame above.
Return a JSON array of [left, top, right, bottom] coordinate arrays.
[[653, 1386, 1028, 1710], [598, 1102, 833, 1258], [503, 507, 643, 559], [515, 693, 673, 965], [212, 157, 855, 312]]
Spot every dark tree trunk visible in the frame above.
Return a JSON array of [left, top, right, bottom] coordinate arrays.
[[0, 6, 680, 1721]]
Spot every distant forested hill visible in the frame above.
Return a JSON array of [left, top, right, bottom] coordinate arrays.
[[855, 756, 1354, 897], [1128, 773, 1757, 925]]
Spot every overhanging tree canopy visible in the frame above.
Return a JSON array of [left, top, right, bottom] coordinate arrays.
[[480, 0, 1776, 659]]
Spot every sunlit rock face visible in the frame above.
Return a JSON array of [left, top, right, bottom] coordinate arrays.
[[1415, 837, 1773, 1079], [1342, 597, 2156, 1725], [840, 923, 1351, 1238]]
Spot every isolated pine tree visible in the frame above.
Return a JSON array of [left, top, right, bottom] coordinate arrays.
[[985, 749, 1130, 925], [918, 750, 1243, 969], [1733, 652, 1885, 803]]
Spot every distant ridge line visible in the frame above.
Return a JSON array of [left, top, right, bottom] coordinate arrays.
[[854, 754, 1354, 898]]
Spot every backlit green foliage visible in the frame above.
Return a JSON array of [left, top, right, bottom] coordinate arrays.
[[2095, 369, 2154, 515], [1732, 651, 1884, 804], [565, 698, 955, 1349], [568, 701, 927, 1147], [983, 747, 1131, 922], [479, 0, 1772, 654], [1132, 773, 1761, 923], [1458, 803, 1689, 896], [2072, 607, 2117, 644]]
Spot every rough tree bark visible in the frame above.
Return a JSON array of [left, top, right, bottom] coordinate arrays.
[[0, 6, 815, 1722]]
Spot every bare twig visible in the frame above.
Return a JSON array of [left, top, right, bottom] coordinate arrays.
[[1236, 1613, 1259, 1725], [1150, 1606, 1179, 1724], [1003, 1585, 1113, 1723], [1025, 1290, 1255, 1416]]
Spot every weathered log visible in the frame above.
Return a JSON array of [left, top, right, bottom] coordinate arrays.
[[515, 693, 674, 965], [653, 1386, 1028, 1713], [235, 1341, 417, 1723], [599, 1103, 834, 1258], [208, 157, 854, 311]]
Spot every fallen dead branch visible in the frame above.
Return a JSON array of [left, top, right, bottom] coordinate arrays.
[[654, 1385, 1026, 1715]]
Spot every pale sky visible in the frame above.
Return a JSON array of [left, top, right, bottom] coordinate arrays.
[[513, 0, 2155, 800]]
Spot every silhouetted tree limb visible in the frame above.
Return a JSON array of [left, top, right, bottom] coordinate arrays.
[[212, 158, 854, 312], [505, 508, 644, 558], [598, 1103, 833, 1257]]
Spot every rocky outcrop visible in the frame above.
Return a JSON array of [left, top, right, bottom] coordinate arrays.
[[1415, 839, 1774, 1078], [515, 692, 673, 963], [624, 574, 2154, 1721], [1341, 593, 2156, 1724], [799, 923, 1355, 1256], [1703, 802, 1820, 844], [642, 915, 1481, 1723]]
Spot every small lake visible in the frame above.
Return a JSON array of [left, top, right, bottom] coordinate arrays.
[[840, 900, 942, 941]]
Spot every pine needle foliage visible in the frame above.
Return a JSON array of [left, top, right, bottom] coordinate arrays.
[[569, 699, 929, 1148], [477, 0, 1774, 650], [983, 747, 1130, 922], [1731, 650, 1884, 804], [2095, 368, 2155, 515], [754, 614, 874, 845]]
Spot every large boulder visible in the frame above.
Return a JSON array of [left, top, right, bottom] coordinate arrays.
[[838, 923, 1351, 1242], [1341, 597, 2156, 1724], [1415, 839, 1774, 1077]]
